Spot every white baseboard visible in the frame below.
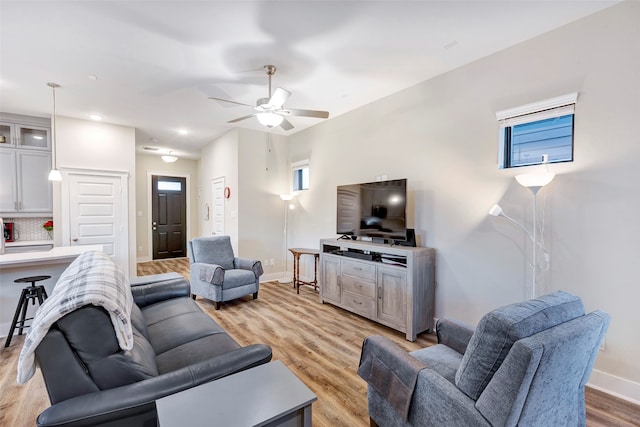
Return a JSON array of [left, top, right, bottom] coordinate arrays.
[[588, 369, 640, 405], [261, 272, 286, 283]]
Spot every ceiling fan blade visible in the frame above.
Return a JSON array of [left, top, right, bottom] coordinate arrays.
[[286, 109, 330, 119], [268, 87, 291, 108], [209, 97, 254, 108], [228, 114, 256, 123], [280, 118, 294, 131]]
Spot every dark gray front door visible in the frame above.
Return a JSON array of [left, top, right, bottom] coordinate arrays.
[[152, 175, 186, 259]]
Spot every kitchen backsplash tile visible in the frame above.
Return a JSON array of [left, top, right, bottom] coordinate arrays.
[[3, 217, 54, 241]]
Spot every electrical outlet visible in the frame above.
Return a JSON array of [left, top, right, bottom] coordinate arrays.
[[263, 259, 269, 268], [599, 336, 606, 351], [269, 258, 275, 266]]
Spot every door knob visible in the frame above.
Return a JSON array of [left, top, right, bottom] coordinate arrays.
[[72, 237, 78, 242]]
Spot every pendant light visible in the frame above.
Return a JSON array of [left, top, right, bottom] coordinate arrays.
[[47, 82, 62, 181]]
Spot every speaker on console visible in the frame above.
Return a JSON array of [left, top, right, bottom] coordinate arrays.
[[397, 228, 416, 247]]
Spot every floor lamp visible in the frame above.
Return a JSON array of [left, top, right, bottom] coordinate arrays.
[[489, 172, 555, 299], [278, 194, 295, 284]]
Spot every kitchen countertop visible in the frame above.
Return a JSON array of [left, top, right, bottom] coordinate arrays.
[[0, 245, 104, 268], [6, 240, 53, 247]]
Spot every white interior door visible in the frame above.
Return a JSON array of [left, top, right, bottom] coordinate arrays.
[[212, 177, 225, 235], [63, 171, 129, 275]]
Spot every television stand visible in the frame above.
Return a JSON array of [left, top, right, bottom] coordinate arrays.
[[319, 238, 435, 341]]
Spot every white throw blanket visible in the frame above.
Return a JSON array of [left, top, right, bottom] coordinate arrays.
[[17, 250, 133, 384]]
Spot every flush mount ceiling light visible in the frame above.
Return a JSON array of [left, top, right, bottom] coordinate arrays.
[[161, 151, 178, 163], [177, 129, 188, 135], [88, 114, 102, 121]]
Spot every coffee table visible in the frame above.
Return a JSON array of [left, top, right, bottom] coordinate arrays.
[[156, 360, 317, 426]]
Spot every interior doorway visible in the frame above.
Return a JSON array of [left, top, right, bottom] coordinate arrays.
[[151, 175, 187, 259], [62, 169, 129, 275]]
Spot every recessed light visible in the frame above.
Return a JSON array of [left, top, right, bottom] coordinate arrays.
[[88, 114, 102, 121], [177, 129, 188, 135]]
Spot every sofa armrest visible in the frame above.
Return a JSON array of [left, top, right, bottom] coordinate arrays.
[[36, 344, 273, 427], [235, 258, 264, 278], [190, 262, 225, 285], [131, 278, 191, 308], [436, 318, 475, 355]]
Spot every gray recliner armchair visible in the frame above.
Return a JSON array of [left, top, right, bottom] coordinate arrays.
[[188, 236, 263, 309], [358, 291, 610, 427]]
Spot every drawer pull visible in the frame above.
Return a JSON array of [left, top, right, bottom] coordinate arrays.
[[353, 300, 362, 305]]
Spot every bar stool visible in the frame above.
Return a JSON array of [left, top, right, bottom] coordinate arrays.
[[4, 275, 50, 348]]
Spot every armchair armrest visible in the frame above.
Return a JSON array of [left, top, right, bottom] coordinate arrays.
[[358, 335, 426, 421], [131, 278, 191, 308], [235, 258, 264, 278], [37, 344, 272, 427], [190, 262, 225, 285], [436, 318, 475, 355]]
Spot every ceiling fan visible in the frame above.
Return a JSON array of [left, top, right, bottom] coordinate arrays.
[[209, 65, 329, 131]]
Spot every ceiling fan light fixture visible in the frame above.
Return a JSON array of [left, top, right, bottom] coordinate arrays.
[[256, 112, 283, 128]]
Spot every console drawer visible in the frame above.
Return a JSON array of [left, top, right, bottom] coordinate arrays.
[[341, 259, 376, 281], [342, 275, 375, 299], [341, 290, 375, 318]]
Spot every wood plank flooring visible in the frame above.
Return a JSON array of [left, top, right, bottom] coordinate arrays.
[[0, 257, 637, 426]]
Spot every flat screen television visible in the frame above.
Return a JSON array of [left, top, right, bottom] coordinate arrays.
[[336, 178, 407, 241]]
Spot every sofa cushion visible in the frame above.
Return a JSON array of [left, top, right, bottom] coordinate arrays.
[[155, 333, 240, 374], [142, 297, 227, 355], [56, 306, 158, 390], [455, 291, 585, 400], [190, 236, 235, 270]]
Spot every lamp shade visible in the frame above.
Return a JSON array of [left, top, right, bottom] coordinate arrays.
[[515, 172, 555, 188], [257, 112, 283, 128], [48, 169, 62, 181]]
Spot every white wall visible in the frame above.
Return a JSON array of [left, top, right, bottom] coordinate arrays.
[[135, 154, 199, 261], [287, 1, 640, 400], [198, 128, 288, 279], [54, 116, 137, 276], [237, 129, 289, 279], [198, 129, 240, 249]]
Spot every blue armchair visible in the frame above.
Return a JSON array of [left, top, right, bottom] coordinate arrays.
[[188, 236, 263, 310], [358, 291, 610, 426]]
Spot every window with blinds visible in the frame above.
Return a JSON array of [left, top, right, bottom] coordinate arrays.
[[496, 93, 578, 169]]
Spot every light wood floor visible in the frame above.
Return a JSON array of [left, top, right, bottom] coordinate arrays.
[[1, 257, 638, 426]]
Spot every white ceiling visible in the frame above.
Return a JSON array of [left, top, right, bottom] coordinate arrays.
[[0, 1, 619, 160]]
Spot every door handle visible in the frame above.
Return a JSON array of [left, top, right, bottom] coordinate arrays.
[[152, 221, 157, 226], [72, 237, 78, 242], [152, 227, 157, 230]]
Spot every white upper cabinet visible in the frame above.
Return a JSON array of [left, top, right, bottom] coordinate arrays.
[[0, 114, 52, 216]]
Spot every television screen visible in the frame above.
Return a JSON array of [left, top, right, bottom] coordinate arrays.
[[337, 178, 407, 241]]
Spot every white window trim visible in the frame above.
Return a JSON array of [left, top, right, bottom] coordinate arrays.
[[496, 92, 578, 169], [496, 92, 578, 121]]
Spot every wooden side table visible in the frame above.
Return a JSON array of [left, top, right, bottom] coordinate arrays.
[[288, 248, 320, 294]]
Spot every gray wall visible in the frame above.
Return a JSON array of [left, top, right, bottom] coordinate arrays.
[[287, 1, 640, 399]]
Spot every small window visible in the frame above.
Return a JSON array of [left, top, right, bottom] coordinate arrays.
[[157, 180, 182, 191], [292, 160, 309, 191], [497, 93, 577, 169]]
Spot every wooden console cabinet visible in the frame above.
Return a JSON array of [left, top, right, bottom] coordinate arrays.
[[319, 238, 435, 341]]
